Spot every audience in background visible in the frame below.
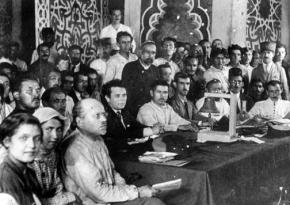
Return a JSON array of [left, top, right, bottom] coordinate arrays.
[[9, 41, 27, 72], [68, 45, 90, 73]]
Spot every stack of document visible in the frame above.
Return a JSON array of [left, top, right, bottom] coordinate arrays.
[[128, 135, 160, 145]]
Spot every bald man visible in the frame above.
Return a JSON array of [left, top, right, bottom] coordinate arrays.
[[62, 98, 165, 205]]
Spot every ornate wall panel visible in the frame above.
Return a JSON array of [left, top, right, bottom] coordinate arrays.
[[35, 0, 51, 46], [35, 0, 109, 62], [0, 0, 12, 42], [140, 0, 212, 45], [246, 0, 282, 50]]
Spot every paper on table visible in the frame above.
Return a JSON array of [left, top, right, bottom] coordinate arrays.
[[240, 136, 265, 144], [152, 178, 182, 192]]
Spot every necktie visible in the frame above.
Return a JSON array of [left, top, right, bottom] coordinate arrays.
[[117, 111, 126, 128], [184, 101, 190, 120]]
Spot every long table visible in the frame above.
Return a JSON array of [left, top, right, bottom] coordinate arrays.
[[114, 134, 290, 205]]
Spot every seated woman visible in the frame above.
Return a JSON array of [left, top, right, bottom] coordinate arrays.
[[32, 107, 79, 205], [0, 113, 42, 205]]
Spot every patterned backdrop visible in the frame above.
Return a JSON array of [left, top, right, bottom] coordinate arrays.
[[35, 0, 110, 62], [0, 0, 12, 42], [246, 0, 282, 50], [140, 0, 212, 45]]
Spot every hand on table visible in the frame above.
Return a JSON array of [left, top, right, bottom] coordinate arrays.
[[151, 123, 164, 135]]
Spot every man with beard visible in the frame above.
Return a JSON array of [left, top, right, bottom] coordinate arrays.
[[247, 80, 290, 120], [102, 80, 162, 155], [122, 41, 160, 117], [61, 98, 165, 205], [68, 70, 89, 103], [169, 72, 198, 120], [103, 31, 137, 83], [31, 27, 59, 64], [10, 75, 40, 115], [137, 80, 198, 132], [248, 79, 267, 103], [29, 43, 56, 88], [68, 45, 90, 73], [153, 37, 180, 80], [251, 41, 289, 100], [228, 67, 254, 113]]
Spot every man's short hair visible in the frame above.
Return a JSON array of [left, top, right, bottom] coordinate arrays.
[[99, 38, 111, 47], [183, 55, 199, 66], [150, 79, 169, 91], [110, 7, 122, 14], [102, 79, 126, 97], [68, 45, 83, 54], [199, 39, 210, 46], [37, 42, 50, 53], [242, 47, 253, 55], [276, 42, 287, 56], [141, 40, 156, 50], [250, 78, 264, 87], [229, 67, 243, 80], [74, 70, 88, 84], [174, 72, 190, 83], [41, 27, 54, 37], [116, 31, 133, 43], [210, 48, 227, 59], [12, 72, 38, 92], [266, 80, 281, 90], [42, 87, 66, 104], [228, 44, 242, 55], [206, 79, 221, 90], [55, 54, 70, 65], [162, 37, 177, 47], [158, 63, 171, 72]]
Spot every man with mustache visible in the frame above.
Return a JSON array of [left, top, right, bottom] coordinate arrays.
[[10, 75, 41, 115], [169, 72, 198, 120], [137, 80, 198, 132], [29, 43, 56, 88], [61, 98, 165, 205], [68, 45, 90, 73], [102, 80, 162, 155], [247, 80, 290, 120], [251, 41, 289, 100], [122, 41, 160, 117]]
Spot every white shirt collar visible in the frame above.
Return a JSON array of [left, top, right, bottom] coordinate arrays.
[[139, 60, 151, 70]]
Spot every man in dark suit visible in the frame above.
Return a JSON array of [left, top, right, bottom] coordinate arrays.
[[68, 70, 88, 103], [228, 67, 254, 113], [68, 45, 90, 73], [122, 41, 160, 117], [102, 79, 162, 155]]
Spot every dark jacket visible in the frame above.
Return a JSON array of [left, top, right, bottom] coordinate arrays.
[[0, 156, 39, 205], [103, 105, 146, 154], [169, 95, 197, 121], [122, 60, 160, 117]]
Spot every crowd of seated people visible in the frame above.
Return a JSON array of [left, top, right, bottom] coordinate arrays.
[[1, 6, 290, 205]]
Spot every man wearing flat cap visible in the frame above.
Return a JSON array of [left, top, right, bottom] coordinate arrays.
[[251, 41, 289, 99]]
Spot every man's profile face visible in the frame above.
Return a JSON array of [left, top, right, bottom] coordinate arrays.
[[160, 67, 172, 84], [39, 46, 50, 61], [213, 54, 225, 70], [162, 40, 176, 57], [118, 35, 132, 53], [267, 84, 281, 101], [201, 42, 211, 56], [176, 78, 190, 96], [49, 92, 66, 115], [75, 75, 88, 93], [150, 85, 168, 106], [262, 50, 274, 64], [229, 76, 243, 94], [253, 82, 264, 97], [275, 47, 286, 62], [19, 80, 40, 110], [78, 100, 107, 136], [106, 87, 127, 110], [141, 44, 156, 65]]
